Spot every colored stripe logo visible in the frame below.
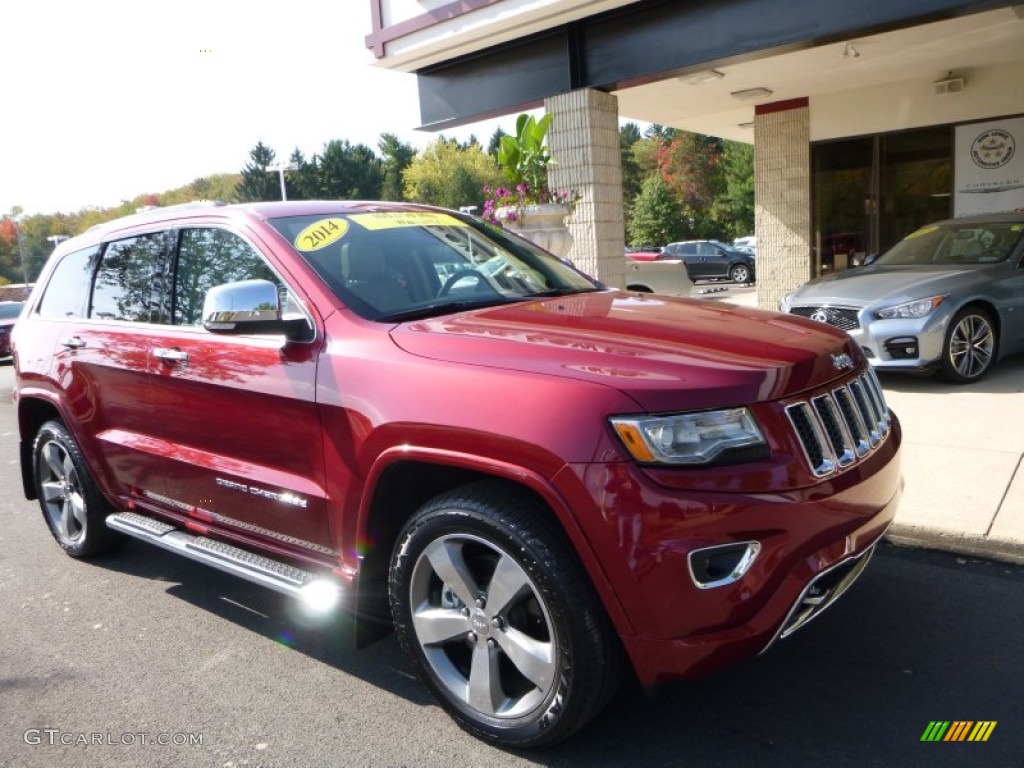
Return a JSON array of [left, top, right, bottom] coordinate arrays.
[[921, 721, 997, 742]]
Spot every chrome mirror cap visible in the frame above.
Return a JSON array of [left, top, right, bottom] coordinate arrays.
[[203, 279, 281, 332]]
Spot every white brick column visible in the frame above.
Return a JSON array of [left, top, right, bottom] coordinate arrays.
[[544, 89, 625, 289], [754, 98, 812, 310]]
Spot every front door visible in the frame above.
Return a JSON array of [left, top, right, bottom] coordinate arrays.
[[137, 226, 333, 556]]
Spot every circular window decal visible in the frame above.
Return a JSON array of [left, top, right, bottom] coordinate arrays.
[[970, 129, 1015, 170]]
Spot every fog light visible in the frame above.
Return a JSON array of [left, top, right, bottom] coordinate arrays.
[[688, 541, 761, 589], [884, 337, 918, 360]]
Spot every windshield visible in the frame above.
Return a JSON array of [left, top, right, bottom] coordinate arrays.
[[876, 220, 1024, 267], [268, 210, 600, 321]]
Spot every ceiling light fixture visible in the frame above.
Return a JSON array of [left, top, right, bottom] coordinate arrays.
[[934, 72, 966, 95], [730, 87, 773, 102], [680, 69, 725, 85], [843, 42, 860, 59]]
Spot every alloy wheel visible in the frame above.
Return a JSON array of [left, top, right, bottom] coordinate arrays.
[[948, 313, 994, 380], [408, 533, 557, 719], [38, 439, 87, 545]]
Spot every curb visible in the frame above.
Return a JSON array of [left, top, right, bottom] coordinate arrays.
[[886, 525, 1024, 566]]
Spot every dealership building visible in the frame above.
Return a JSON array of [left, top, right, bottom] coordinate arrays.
[[367, 1, 1024, 308]]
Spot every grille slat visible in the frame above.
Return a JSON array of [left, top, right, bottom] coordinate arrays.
[[790, 306, 861, 331], [786, 369, 891, 477]]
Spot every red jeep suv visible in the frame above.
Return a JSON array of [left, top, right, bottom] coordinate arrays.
[[12, 201, 901, 747]]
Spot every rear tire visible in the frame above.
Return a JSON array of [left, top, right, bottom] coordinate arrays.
[[729, 263, 752, 283], [33, 420, 124, 558], [938, 308, 997, 384], [388, 480, 621, 747]]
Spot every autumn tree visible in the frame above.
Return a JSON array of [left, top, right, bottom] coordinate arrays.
[[657, 131, 725, 238]]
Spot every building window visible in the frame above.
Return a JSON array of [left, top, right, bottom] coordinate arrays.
[[812, 126, 952, 276]]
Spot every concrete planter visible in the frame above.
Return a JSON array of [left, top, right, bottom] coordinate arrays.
[[496, 203, 573, 259]]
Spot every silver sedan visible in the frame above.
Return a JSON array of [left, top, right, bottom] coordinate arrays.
[[782, 213, 1024, 384]]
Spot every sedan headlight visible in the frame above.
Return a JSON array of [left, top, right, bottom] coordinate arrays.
[[610, 408, 766, 465], [874, 295, 946, 320]]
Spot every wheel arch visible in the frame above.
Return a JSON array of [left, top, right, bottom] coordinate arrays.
[[16, 393, 65, 500], [953, 298, 1002, 353], [352, 449, 629, 647]]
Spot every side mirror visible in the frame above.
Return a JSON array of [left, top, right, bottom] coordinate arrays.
[[203, 279, 309, 339], [861, 253, 879, 267]]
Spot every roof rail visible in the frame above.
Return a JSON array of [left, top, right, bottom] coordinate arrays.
[[86, 200, 229, 233]]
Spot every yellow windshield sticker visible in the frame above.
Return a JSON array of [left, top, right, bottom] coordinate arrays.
[[349, 212, 467, 230], [294, 218, 349, 252], [905, 225, 939, 239]]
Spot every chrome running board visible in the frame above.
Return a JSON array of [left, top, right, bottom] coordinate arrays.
[[106, 512, 340, 604]]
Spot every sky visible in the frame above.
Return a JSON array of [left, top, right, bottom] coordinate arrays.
[[1, 1, 515, 216]]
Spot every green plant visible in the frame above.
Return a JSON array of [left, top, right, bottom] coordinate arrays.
[[497, 113, 553, 193], [484, 113, 574, 223]]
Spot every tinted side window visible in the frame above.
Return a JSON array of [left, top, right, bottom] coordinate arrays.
[[38, 246, 100, 319], [173, 228, 280, 326], [91, 232, 172, 323], [681, 244, 697, 255]]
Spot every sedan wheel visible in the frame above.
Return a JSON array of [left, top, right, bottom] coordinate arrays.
[[389, 481, 621, 747], [940, 309, 996, 384]]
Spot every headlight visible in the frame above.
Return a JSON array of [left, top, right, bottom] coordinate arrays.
[[610, 408, 766, 465], [875, 295, 946, 320]]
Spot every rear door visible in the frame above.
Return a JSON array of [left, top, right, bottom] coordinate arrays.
[[51, 231, 174, 505]]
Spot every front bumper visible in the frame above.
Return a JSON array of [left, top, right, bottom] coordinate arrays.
[[555, 416, 902, 686], [789, 305, 949, 372]]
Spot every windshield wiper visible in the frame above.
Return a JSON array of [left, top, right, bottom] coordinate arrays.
[[376, 297, 526, 323]]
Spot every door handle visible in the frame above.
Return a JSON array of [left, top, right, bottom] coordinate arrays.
[[59, 336, 86, 350], [153, 347, 189, 365]]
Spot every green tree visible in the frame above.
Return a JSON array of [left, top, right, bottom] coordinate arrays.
[[719, 140, 755, 238], [620, 122, 645, 233], [378, 133, 416, 202], [628, 174, 687, 246], [487, 127, 508, 157], [235, 142, 279, 202], [403, 138, 503, 210], [314, 140, 383, 200], [287, 148, 319, 201]]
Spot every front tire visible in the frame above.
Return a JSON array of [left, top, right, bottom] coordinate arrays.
[[33, 420, 124, 558], [939, 308, 997, 384], [389, 481, 621, 747]]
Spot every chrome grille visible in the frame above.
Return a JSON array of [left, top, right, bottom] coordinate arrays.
[[785, 368, 891, 477], [790, 306, 861, 331]]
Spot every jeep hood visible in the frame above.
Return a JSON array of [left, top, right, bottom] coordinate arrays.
[[390, 292, 859, 412]]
